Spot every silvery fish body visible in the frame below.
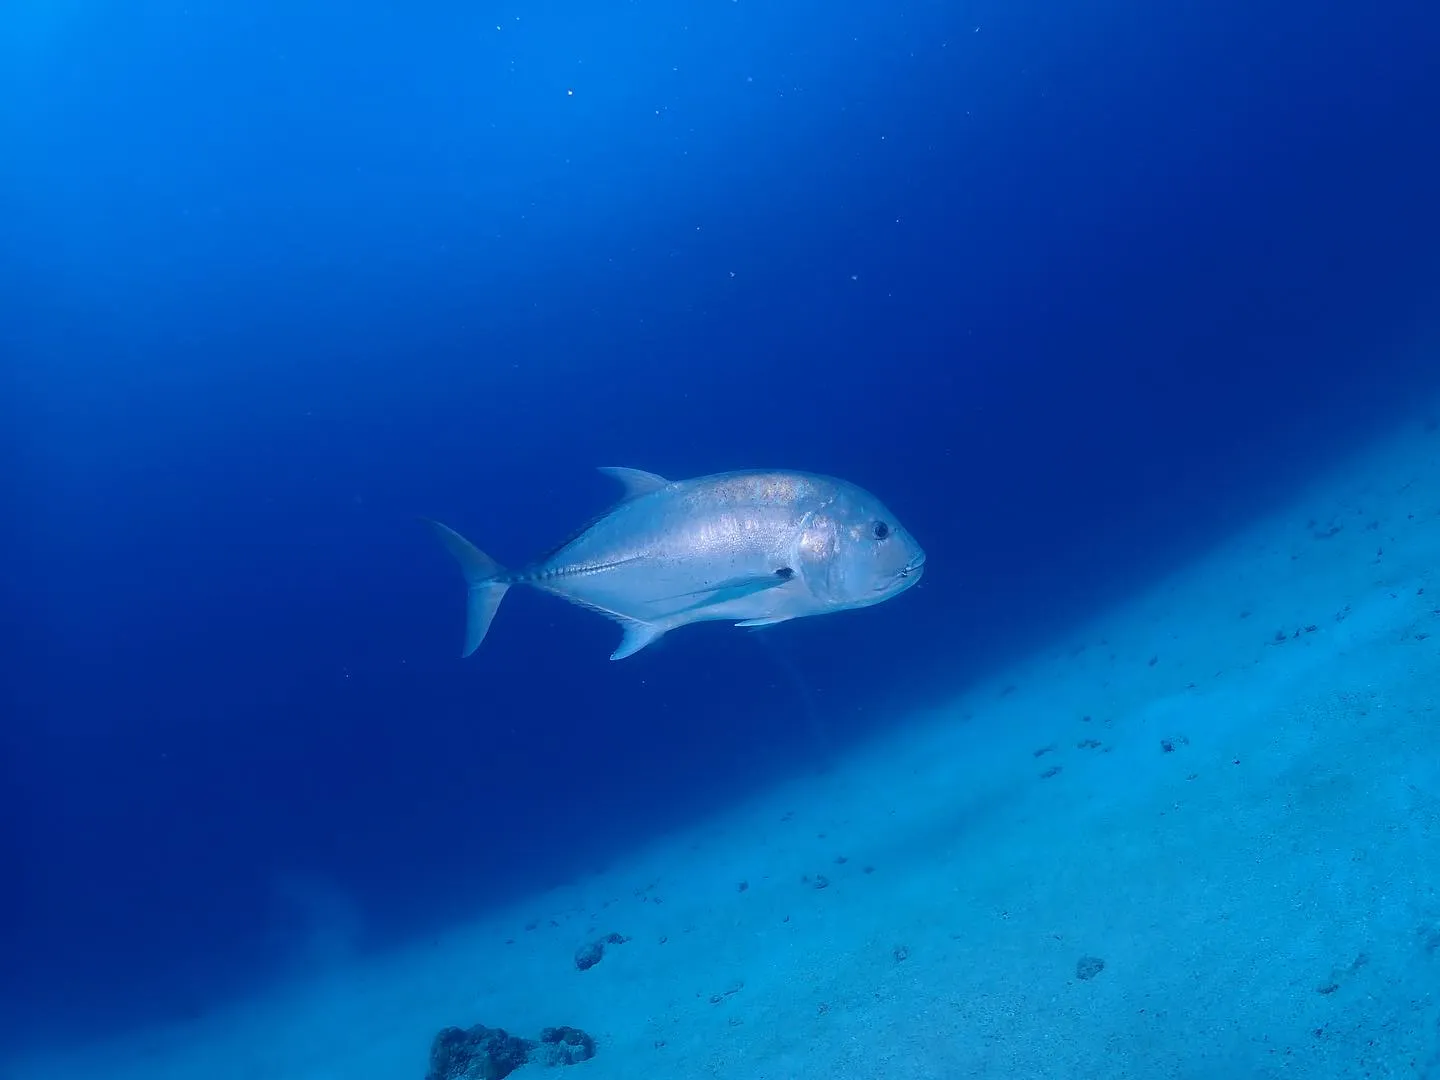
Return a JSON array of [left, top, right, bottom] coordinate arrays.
[[428, 467, 925, 660]]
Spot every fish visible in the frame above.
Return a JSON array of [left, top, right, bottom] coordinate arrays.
[[427, 467, 925, 661]]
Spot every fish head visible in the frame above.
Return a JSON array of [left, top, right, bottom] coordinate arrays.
[[795, 484, 925, 609]]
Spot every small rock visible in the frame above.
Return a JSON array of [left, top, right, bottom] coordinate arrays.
[[1076, 956, 1105, 980], [573, 942, 604, 971], [574, 932, 629, 971], [534, 1026, 597, 1067]]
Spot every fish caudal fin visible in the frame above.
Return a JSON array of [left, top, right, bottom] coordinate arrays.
[[425, 519, 511, 657]]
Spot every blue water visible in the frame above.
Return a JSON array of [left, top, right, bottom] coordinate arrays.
[[4, 0, 1439, 1057]]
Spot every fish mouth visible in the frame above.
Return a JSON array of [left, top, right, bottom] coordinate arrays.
[[883, 552, 926, 591]]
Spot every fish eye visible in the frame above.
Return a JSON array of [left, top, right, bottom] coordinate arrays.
[[872, 521, 890, 540]]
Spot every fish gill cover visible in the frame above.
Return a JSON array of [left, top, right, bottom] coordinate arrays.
[[1, 0, 1438, 1065]]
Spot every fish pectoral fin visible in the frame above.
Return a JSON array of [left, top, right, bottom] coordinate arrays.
[[673, 567, 800, 610], [597, 466, 671, 500], [611, 619, 667, 661], [715, 567, 795, 596], [734, 616, 794, 629]]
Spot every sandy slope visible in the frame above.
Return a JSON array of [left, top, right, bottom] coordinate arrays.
[[11, 416, 1440, 1080]]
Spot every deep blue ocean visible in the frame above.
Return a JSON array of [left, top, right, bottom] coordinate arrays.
[[3, 0, 1439, 1056]]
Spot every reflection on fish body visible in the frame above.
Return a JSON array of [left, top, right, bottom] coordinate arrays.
[[427, 467, 925, 661]]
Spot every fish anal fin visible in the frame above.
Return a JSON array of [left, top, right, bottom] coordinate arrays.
[[611, 619, 667, 661], [598, 467, 671, 500], [735, 616, 794, 629]]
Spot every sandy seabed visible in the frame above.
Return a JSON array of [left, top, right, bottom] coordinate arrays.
[[12, 415, 1440, 1080]]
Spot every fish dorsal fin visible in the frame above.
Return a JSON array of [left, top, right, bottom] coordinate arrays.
[[528, 469, 672, 569], [597, 467, 671, 501]]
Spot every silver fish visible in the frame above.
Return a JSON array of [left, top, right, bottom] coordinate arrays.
[[428, 467, 925, 660]]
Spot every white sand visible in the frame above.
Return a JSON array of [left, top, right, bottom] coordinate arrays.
[[12, 412, 1440, 1080]]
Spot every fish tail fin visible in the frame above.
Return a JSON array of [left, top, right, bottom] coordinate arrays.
[[425, 519, 511, 657]]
